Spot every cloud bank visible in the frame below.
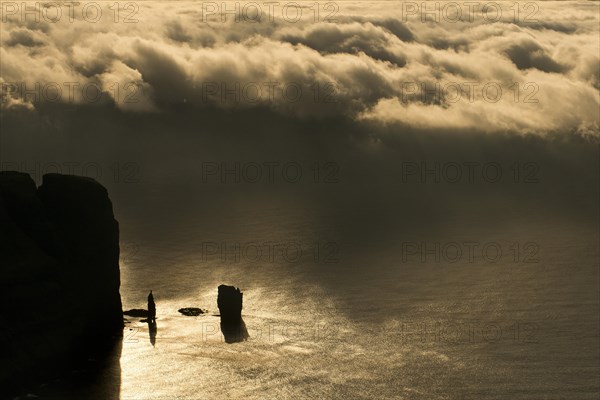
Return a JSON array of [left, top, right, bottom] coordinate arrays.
[[1, 1, 599, 137]]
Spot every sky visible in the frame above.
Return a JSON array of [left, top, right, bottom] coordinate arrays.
[[0, 2, 598, 225]]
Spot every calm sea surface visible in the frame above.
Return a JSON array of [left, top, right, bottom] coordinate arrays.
[[12, 178, 600, 400], [100, 185, 599, 400]]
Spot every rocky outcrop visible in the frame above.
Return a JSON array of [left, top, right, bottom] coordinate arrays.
[[178, 307, 205, 316], [0, 172, 123, 394], [123, 308, 149, 318], [217, 284, 248, 343]]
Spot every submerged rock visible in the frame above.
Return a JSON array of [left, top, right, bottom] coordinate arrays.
[[178, 307, 205, 316]]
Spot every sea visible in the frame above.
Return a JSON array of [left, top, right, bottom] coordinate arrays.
[[17, 165, 598, 400]]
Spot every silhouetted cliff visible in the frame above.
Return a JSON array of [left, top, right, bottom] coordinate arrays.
[[0, 172, 123, 393]]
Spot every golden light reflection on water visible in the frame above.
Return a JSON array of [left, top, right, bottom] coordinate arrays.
[[115, 222, 600, 400], [119, 287, 358, 400]]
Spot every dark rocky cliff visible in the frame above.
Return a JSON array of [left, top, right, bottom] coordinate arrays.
[[0, 171, 123, 392]]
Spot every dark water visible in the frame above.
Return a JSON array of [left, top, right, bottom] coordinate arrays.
[[105, 179, 599, 399]]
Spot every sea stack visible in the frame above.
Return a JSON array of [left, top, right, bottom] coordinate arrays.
[[217, 284, 248, 342], [217, 284, 243, 323]]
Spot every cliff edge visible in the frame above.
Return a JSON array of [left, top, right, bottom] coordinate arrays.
[[0, 172, 123, 392]]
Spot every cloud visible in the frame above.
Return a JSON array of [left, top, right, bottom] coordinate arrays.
[[277, 21, 408, 66], [0, 1, 598, 138], [5, 28, 46, 47], [502, 38, 566, 73]]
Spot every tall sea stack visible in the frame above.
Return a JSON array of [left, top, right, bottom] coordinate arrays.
[[217, 284, 243, 323], [217, 284, 248, 342], [0, 172, 123, 393]]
